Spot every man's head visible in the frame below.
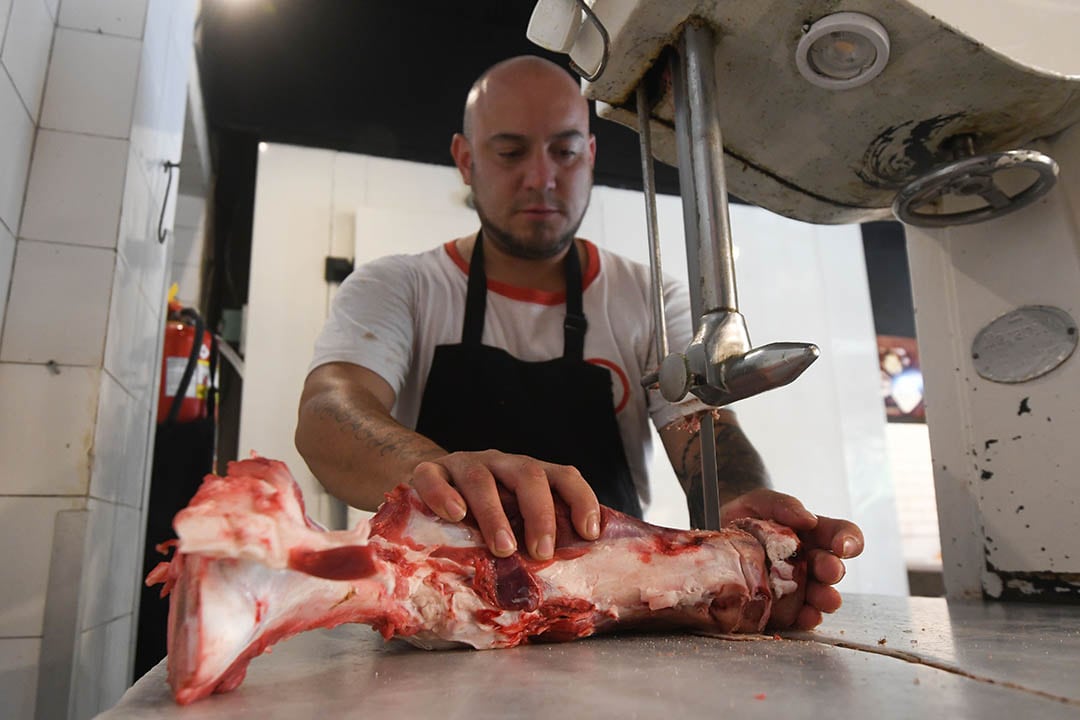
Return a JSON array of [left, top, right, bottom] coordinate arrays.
[[451, 56, 596, 261]]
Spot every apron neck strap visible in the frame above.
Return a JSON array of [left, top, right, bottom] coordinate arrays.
[[462, 233, 488, 346], [462, 230, 587, 361], [562, 237, 587, 361]]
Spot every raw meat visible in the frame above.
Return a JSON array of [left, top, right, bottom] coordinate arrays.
[[147, 457, 805, 705]]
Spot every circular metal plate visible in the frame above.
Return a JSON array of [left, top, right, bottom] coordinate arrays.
[[971, 306, 1078, 383]]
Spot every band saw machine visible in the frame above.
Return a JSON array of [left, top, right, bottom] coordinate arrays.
[[526, 0, 1080, 601]]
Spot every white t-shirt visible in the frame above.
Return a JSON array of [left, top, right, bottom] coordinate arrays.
[[309, 239, 706, 506]]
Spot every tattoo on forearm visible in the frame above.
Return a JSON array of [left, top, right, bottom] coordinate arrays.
[[310, 396, 436, 463], [676, 417, 770, 524]]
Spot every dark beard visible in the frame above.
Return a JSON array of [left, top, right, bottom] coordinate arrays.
[[472, 195, 587, 261]]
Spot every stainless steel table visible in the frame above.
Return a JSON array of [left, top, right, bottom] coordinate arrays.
[[100, 595, 1080, 719]]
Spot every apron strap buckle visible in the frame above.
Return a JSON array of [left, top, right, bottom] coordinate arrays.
[[564, 314, 588, 335], [564, 313, 587, 360]]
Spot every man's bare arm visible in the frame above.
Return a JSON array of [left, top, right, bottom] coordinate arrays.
[[295, 362, 601, 559], [658, 409, 770, 526], [295, 362, 446, 511]]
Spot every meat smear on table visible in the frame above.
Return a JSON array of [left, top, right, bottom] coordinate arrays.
[[147, 457, 805, 705]]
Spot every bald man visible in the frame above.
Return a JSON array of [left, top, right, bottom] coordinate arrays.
[[296, 56, 862, 629]]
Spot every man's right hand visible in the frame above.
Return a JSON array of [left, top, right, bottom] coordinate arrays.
[[410, 450, 601, 561]]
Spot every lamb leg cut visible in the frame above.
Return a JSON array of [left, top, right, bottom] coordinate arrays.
[[147, 457, 805, 705]]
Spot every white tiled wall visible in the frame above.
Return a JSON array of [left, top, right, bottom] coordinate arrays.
[[1, 0, 53, 121], [0, 28, 63, 720], [101, 614, 135, 708], [60, 0, 147, 40], [91, 369, 151, 507], [0, 64, 34, 234], [79, 498, 117, 630], [0, 637, 41, 720], [0, 0, 14, 43], [73, 619, 106, 719], [0, 364, 99, 495], [103, 252, 159, 402], [0, 0, 197, 717], [20, 129, 128, 248], [41, 28, 141, 139], [0, 495, 86, 637], [79, 499, 140, 629], [0, 239, 115, 364], [0, 219, 13, 328]]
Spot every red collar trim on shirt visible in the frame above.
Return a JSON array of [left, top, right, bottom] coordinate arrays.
[[443, 239, 600, 306]]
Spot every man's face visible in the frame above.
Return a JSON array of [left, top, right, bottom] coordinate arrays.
[[454, 76, 596, 260]]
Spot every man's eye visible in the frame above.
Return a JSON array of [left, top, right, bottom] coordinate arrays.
[[498, 150, 524, 159]]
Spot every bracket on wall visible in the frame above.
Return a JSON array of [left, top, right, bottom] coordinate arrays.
[[324, 256, 354, 284]]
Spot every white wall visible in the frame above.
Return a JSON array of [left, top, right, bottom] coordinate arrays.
[[0, 1, 197, 717], [246, 144, 907, 597], [170, 193, 205, 307]]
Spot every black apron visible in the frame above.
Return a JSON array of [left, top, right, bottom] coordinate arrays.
[[415, 232, 641, 517]]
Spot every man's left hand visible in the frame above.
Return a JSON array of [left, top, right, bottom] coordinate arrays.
[[720, 488, 864, 631]]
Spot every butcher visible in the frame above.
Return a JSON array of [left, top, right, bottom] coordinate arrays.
[[295, 55, 863, 630]]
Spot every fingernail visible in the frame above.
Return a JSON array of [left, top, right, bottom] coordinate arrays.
[[536, 534, 554, 559], [445, 499, 466, 521], [586, 513, 600, 539], [494, 529, 516, 556], [842, 537, 860, 558]]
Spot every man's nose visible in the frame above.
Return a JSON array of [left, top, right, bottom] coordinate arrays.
[[522, 150, 557, 191]]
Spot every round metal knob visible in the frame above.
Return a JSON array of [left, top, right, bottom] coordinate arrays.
[[893, 149, 1058, 228], [658, 353, 693, 402]]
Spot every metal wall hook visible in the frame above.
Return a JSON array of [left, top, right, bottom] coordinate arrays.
[[158, 161, 181, 244]]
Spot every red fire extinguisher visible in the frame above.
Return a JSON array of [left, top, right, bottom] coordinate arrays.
[[157, 292, 215, 424]]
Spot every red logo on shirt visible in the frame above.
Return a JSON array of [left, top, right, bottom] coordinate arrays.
[[587, 358, 630, 414]]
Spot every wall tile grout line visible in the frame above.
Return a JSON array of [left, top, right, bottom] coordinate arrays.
[[0, 635, 45, 640], [0, 359, 104, 369], [0, 493, 92, 499], [35, 0, 58, 121], [38, 122, 134, 143], [78, 611, 135, 636], [0, 234, 18, 354], [87, 494, 145, 511], [9, 234, 122, 253], [32, 125, 132, 143], [0, 63, 32, 129], [0, 62, 36, 240], [103, 362, 148, 406], [0, 0, 15, 57], [120, 30, 144, 150], [57, 18, 147, 43]]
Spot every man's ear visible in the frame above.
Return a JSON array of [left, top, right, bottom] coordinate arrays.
[[450, 133, 473, 185], [588, 134, 597, 169]]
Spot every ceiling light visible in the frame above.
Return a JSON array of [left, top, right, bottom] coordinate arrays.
[[796, 12, 890, 90]]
